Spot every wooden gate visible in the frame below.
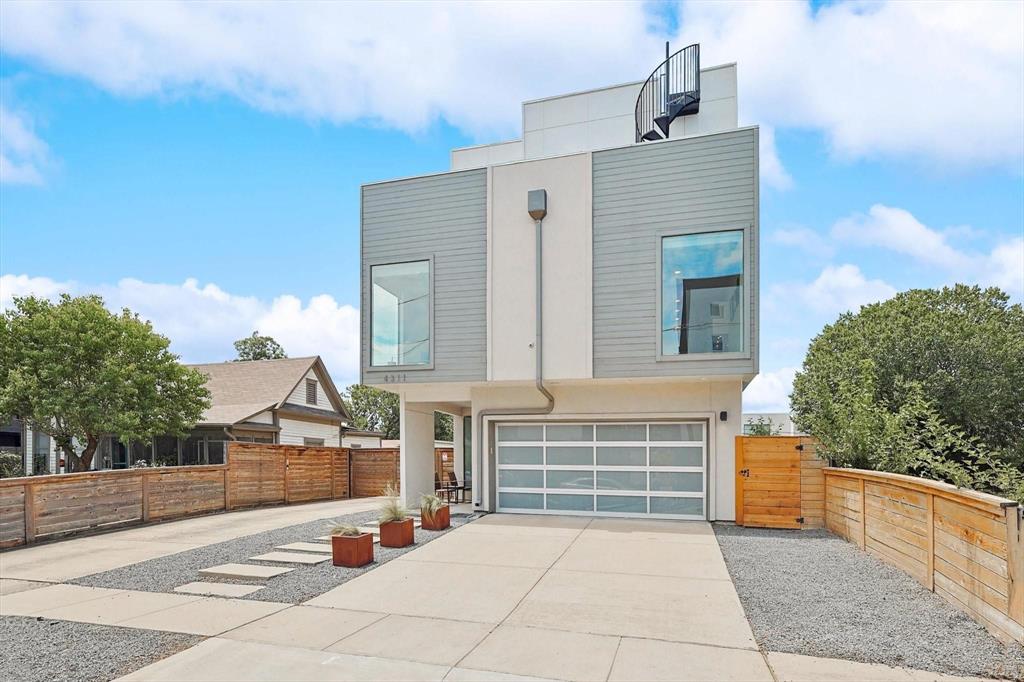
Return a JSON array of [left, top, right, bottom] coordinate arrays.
[[735, 436, 823, 529]]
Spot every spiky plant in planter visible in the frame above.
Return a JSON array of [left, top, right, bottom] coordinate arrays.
[[377, 481, 415, 548], [328, 520, 373, 567], [420, 492, 450, 531]]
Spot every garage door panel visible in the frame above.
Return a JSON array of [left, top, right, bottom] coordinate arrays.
[[496, 421, 707, 520]]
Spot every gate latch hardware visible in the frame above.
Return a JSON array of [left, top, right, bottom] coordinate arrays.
[[739, 468, 750, 478]]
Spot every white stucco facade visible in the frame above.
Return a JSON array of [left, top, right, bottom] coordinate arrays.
[[366, 50, 756, 520]]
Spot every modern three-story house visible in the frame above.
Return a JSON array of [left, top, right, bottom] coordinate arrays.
[[360, 44, 758, 521]]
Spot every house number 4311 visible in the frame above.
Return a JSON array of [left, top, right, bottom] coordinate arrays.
[[383, 373, 408, 383]]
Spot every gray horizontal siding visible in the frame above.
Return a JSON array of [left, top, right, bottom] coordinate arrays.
[[361, 169, 487, 384], [593, 129, 758, 378]]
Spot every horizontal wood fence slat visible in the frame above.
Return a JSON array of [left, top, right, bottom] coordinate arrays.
[[0, 443, 400, 549], [824, 467, 1023, 645]]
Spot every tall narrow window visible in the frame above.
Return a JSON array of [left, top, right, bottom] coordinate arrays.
[[305, 378, 318, 405], [661, 231, 744, 355], [371, 260, 430, 366]]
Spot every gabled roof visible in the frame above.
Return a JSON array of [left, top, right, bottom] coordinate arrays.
[[186, 356, 351, 426]]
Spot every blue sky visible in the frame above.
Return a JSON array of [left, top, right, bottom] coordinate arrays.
[[1, 1, 1022, 410]]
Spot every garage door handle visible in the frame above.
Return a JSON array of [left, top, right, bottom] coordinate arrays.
[[739, 468, 750, 478]]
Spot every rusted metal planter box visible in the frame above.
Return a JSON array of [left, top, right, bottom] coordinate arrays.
[[421, 505, 451, 531], [331, 533, 374, 567], [379, 518, 415, 548]]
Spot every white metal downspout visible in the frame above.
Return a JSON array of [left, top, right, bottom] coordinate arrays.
[[474, 207, 554, 507]]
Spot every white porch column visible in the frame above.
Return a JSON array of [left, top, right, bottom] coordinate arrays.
[[399, 395, 437, 509]]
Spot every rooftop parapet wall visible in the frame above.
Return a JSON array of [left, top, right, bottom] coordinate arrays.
[[451, 63, 738, 170]]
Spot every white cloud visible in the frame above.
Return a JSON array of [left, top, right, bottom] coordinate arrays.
[[743, 366, 797, 413], [771, 264, 897, 317], [0, 274, 361, 386], [0, 105, 49, 184], [832, 204, 1024, 295], [1, 1, 1020, 182], [758, 125, 793, 190], [676, 1, 1024, 172], [771, 226, 835, 259]]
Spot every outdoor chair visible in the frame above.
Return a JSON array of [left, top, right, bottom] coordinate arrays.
[[435, 472, 453, 502], [446, 471, 466, 503]]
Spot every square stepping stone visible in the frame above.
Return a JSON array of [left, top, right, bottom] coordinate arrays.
[[199, 563, 293, 580], [276, 542, 333, 554], [251, 551, 330, 565], [174, 582, 265, 598]]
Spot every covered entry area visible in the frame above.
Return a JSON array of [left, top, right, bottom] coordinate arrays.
[[495, 421, 707, 520]]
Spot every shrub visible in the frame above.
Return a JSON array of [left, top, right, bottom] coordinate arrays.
[[0, 451, 24, 478], [420, 492, 446, 524], [377, 482, 408, 524], [329, 522, 361, 537], [792, 285, 1024, 472]]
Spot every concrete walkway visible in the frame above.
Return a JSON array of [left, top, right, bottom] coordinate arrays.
[[0, 497, 383, 583], [96, 514, 992, 682]]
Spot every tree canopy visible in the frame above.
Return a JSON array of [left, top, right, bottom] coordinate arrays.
[[234, 331, 287, 361], [0, 295, 211, 471], [791, 285, 1024, 501], [343, 384, 455, 442]]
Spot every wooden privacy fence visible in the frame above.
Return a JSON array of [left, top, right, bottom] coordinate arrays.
[[0, 443, 400, 549], [825, 468, 1023, 644]]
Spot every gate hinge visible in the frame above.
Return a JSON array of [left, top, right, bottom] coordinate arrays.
[[795, 444, 805, 451], [796, 516, 805, 524]]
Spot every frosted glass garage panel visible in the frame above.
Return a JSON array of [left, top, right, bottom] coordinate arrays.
[[547, 446, 594, 465], [498, 425, 543, 442], [498, 446, 542, 465], [649, 423, 703, 442], [649, 446, 702, 467], [597, 495, 647, 513], [649, 471, 703, 492], [597, 470, 647, 491], [546, 470, 593, 489], [596, 446, 645, 466], [499, 469, 544, 488], [596, 424, 647, 441], [547, 494, 594, 511], [650, 497, 703, 516], [500, 492, 543, 509], [546, 425, 593, 441]]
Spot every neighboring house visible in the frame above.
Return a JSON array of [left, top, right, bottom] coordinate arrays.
[[94, 356, 353, 469], [342, 429, 384, 448], [1, 416, 56, 475], [360, 44, 758, 521], [742, 413, 801, 436]]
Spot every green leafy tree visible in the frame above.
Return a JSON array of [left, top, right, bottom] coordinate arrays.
[[344, 384, 400, 440], [233, 331, 287, 361], [0, 295, 211, 472], [435, 412, 454, 441], [791, 285, 1024, 501], [343, 384, 455, 442], [744, 416, 782, 436]]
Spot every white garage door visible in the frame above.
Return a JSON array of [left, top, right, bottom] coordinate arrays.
[[495, 421, 706, 520]]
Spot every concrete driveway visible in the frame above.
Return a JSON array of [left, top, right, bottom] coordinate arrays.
[[4, 511, 992, 681], [113, 515, 768, 681]]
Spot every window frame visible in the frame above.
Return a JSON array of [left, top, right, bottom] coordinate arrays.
[[655, 226, 751, 363], [367, 255, 435, 371]]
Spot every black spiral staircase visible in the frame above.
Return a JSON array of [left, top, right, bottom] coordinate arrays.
[[635, 43, 701, 143]]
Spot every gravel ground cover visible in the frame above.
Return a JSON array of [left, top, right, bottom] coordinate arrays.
[[73, 510, 479, 604], [714, 524, 1024, 680], [0, 615, 201, 682]]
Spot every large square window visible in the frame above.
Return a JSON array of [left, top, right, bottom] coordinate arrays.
[[661, 231, 744, 355], [371, 260, 430, 367]]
